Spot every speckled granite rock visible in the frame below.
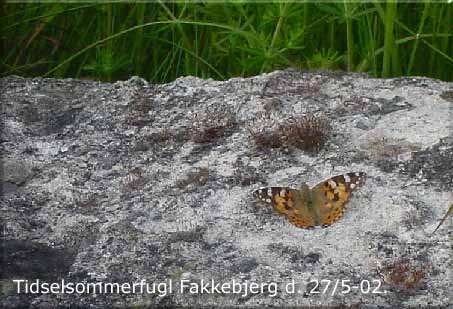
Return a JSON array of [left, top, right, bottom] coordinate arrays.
[[1, 70, 452, 308]]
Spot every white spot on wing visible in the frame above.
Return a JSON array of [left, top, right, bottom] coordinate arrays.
[[344, 174, 351, 183], [328, 180, 337, 188], [350, 183, 356, 189], [280, 189, 286, 197]]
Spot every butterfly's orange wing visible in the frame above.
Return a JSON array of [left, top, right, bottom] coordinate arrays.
[[254, 186, 316, 229], [311, 172, 366, 227]]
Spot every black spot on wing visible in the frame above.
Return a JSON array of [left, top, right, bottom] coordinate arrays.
[[332, 192, 340, 201]]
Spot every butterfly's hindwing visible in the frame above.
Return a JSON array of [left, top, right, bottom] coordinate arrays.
[[254, 186, 316, 229]]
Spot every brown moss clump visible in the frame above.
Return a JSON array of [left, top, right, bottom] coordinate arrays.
[[121, 167, 148, 194], [280, 114, 332, 152], [247, 127, 284, 149], [189, 110, 236, 143], [383, 259, 428, 293], [74, 194, 98, 211], [144, 129, 171, 144], [191, 126, 227, 143], [126, 93, 152, 127], [249, 113, 332, 153]]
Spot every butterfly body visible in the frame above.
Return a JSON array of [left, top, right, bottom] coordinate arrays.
[[254, 172, 366, 229]]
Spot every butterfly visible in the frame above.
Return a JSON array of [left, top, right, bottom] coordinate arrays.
[[254, 172, 366, 229]]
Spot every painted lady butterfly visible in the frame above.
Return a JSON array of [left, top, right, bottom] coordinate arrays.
[[254, 172, 366, 229]]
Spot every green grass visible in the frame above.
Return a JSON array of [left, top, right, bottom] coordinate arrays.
[[1, 2, 452, 82]]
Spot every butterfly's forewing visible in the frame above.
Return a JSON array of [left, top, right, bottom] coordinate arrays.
[[311, 172, 366, 227], [254, 187, 316, 229]]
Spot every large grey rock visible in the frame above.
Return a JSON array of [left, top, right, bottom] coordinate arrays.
[[1, 70, 452, 308]]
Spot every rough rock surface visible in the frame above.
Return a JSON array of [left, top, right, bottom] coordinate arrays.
[[1, 70, 452, 308]]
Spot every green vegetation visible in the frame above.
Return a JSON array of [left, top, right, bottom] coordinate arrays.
[[2, 2, 452, 82]]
